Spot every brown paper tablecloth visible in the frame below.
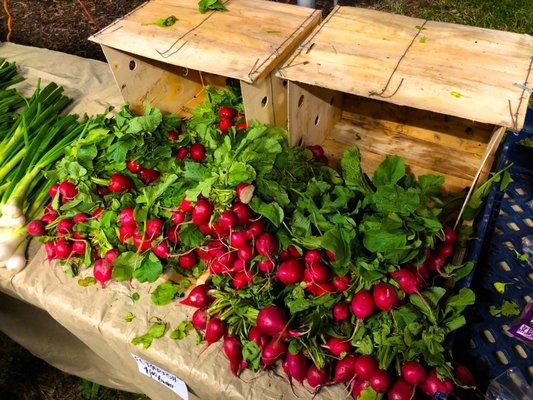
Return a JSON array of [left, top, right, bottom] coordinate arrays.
[[0, 43, 343, 400]]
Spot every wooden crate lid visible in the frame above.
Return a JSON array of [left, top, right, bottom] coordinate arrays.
[[89, 0, 320, 84], [277, 6, 533, 130]]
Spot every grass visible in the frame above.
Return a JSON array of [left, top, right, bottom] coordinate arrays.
[[356, 0, 533, 34]]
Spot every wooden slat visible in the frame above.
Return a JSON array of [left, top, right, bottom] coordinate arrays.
[[90, 0, 321, 84], [278, 6, 533, 130], [321, 117, 492, 192]]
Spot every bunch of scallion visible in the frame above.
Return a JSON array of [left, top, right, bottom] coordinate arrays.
[[0, 59, 85, 270]]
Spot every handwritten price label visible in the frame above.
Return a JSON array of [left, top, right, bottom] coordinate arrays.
[[132, 354, 189, 400]]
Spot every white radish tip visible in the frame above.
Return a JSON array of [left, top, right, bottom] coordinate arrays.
[[5, 254, 26, 271]]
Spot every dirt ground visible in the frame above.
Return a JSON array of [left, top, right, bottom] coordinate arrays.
[[0, 331, 142, 400]]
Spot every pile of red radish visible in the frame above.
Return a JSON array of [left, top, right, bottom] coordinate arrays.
[[28, 97, 478, 400]]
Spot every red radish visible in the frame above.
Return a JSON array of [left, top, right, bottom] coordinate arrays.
[[126, 159, 141, 173], [230, 230, 248, 248], [93, 259, 112, 285], [73, 213, 89, 224], [213, 251, 236, 269], [257, 305, 288, 336], [57, 219, 74, 235], [218, 107, 236, 119], [306, 364, 328, 390], [180, 284, 212, 308], [388, 379, 414, 400], [59, 181, 77, 199], [307, 145, 325, 159], [370, 370, 391, 392], [179, 197, 194, 212], [42, 212, 58, 224], [104, 248, 119, 264], [306, 281, 335, 297], [237, 244, 254, 261], [325, 250, 336, 261], [439, 244, 454, 258], [108, 173, 134, 192], [27, 220, 46, 236], [352, 378, 370, 398], [277, 258, 305, 284], [279, 250, 290, 261], [198, 223, 212, 235], [353, 355, 378, 380], [92, 207, 104, 219], [218, 117, 233, 133], [171, 211, 186, 225], [178, 252, 197, 269], [133, 233, 151, 252], [217, 210, 238, 231], [190, 143, 206, 162], [248, 326, 268, 349], [303, 262, 329, 284], [223, 335, 243, 376], [55, 239, 72, 259], [287, 245, 301, 258], [333, 301, 350, 321], [167, 226, 180, 244], [192, 308, 208, 330], [351, 290, 375, 319], [167, 131, 179, 141], [373, 282, 399, 311], [48, 183, 59, 198], [285, 352, 308, 384], [235, 121, 247, 131], [72, 240, 86, 255], [321, 337, 351, 357], [401, 361, 426, 385], [119, 208, 136, 227], [44, 204, 56, 213], [139, 167, 160, 184], [236, 182, 254, 204], [246, 220, 264, 239], [426, 253, 445, 272], [146, 218, 164, 239], [152, 240, 170, 259], [256, 232, 277, 257], [119, 225, 136, 243], [391, 269, 419, 294], [332, 355, 357, 383], [332, 275, 350, 292], [261, 338, 287, 367], [420, 369, 453, 396], [443, 225, 457, 244], [232, 271, 252, 289], [257, 258, 275, 273], [454, 364, 475, 387], [206, 240, 224, 256], [231, 259, 246, 273], [205, 317, 226, 345], [176, 146, 189, 161], [72, 232, 85, 240], [192, 199, 213, 225], [44, 242, 57, 260], [231, 202, 252, 225], [304, 250, 322, 265]]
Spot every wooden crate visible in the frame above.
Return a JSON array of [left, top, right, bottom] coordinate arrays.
[[277, 6, 533, 193], [89, 0, 321, 126]]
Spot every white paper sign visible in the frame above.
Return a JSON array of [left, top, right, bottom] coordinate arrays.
[[132, 354, 189, 400]]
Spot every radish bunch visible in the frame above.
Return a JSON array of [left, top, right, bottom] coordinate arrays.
[[28, 82, 481, 400]]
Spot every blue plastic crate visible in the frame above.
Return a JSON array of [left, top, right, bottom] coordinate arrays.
[[454, 109, 533, 388]]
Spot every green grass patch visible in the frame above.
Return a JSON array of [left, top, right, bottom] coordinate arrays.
[[363, 0, 532, 34]]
